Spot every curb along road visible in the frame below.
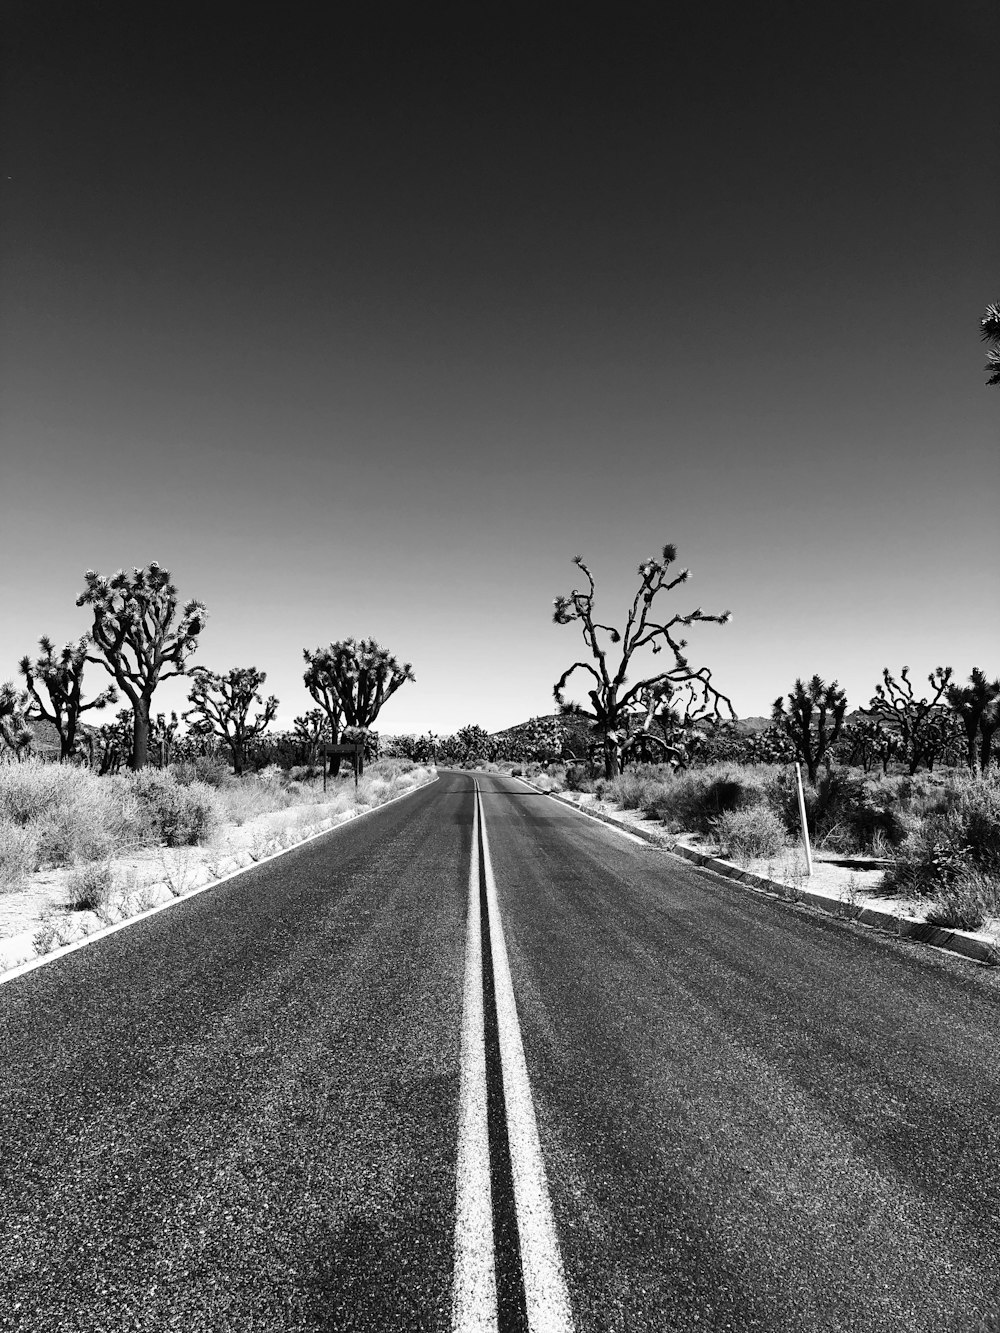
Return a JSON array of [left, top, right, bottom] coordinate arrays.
[[510, 777, 999, 970]]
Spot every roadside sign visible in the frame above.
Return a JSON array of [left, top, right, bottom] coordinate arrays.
[[322, 741, 365, 790]]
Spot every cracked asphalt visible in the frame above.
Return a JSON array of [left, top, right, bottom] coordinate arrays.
[[2, 769, 999, 1331]]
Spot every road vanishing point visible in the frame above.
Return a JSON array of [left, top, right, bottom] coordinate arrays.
[[2, 770, 999, 1332]]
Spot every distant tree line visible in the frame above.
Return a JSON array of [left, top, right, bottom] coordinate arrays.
[[3, 554, 997, 781], [2, 562, 415, 774]]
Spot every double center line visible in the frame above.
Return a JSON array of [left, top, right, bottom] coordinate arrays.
[[453, 781, 575, 1333]]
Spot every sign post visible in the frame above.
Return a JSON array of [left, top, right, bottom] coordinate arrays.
[[323, 742, 365, 789], [794, 761, 813, 877]]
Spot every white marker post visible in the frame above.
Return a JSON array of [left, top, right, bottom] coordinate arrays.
[[794, 761, 813, 877]]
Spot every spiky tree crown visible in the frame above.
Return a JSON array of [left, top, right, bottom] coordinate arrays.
[[0, 681, 33, 752], [982, 302, 1000, 386], [185, 665, 278, 744], [77, 562, 206, 696], [552, 544, 733, 747], [303, 637, 415, 729]]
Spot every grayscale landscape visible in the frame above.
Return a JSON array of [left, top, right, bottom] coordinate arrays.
[[1, 3, 998, 1330]]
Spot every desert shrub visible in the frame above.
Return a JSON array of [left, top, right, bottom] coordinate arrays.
[[0, 760, 71, 825], [171, 756, 235, 789], [215, 774, 286, 826], [0, 822, 40, 890], [67, 860, 116, 912], [951, 775, 1000, 871], [793, 768, 911, 854], [647, 764, 768, 834], [882, 774, 1000, 896], [369, 757, 414, 780], [924, 870, 1000, 932], [0, 761, 127, 866], [649, 769, 712, 832], [123, 769, 218, 846], [715, 806, 788, 861], [701, 768, 768, 819], [160, 782, 217, 846], [882, 811, 969, 896], [561, 765, 595, 793], [607, 769, 676, 812]]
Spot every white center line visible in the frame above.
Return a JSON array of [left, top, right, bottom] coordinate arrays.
[[477, 784, 575, 1333], [453, 787, 498, 1333]]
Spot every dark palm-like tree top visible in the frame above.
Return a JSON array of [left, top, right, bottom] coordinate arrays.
[[982, 303, 1000, 386]]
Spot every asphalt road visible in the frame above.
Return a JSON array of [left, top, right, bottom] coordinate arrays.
[[2, 770, 999, 1331]]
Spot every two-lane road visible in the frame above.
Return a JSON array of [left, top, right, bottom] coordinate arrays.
[[2, 771, 998, 1330]]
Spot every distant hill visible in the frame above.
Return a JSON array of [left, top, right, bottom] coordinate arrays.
[[24, 711, 103, 756], [494, 712, 776, 740]]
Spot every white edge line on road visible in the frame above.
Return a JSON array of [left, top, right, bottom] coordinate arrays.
[[477, 785, 575, 1333], [0, 772, 441, 989], [452, 782, 498, 1333], [502, 774, 650, 846]]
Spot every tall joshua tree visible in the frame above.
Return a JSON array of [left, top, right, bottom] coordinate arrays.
[[867, 665, 954, 775], [303, 638, 415, 775], [947, 668, 1000, 771], [553, 545, 733, 778], [78, 563, 206, 769], [772, 675, 847, 784], [19, 636, 118, 760], [185, 666, 278, 776], [982, 303, 1000, 386]]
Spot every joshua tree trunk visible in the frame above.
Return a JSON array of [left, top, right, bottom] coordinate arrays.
[[131, 698, 150, 770]]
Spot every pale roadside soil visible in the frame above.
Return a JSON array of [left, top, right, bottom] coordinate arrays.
[[552, 789, 1000, 952], [0, 767, 437, 977]]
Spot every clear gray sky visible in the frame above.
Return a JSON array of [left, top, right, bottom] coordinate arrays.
[[2, 1, 998, 735]]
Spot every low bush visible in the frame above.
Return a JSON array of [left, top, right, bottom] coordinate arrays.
[[0, 761, 127, 867], [646, 764, 768, 834], [714, 806, 788, 862], [125, 769, 219, 846], [67, 860, 116, 912], [0, 822, 39, 891], [952, 775, 1000, 871], [605, 769, 675, 812], [883, 774, 1000, 897], [171, 756, 235, 789], [924, 870, 1000, 932], [883, 811, 970, 896]]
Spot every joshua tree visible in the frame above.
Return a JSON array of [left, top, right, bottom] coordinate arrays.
[[95, 709, 135, 774], [303, 638, 414, 775], [150, 711, 182, 767], [0, 682, 33, 757], [455, 723, 494, 765], [979, 695, 1000, 772], [947, 668, 1000, 771], [772, 676, 848, 783], [553, 545, 733, 778], [840, 717, 900, 775], [866, 666, 954, 774], [620, 679, 717, 769], [77, 563, 206, 769], [185, 667, 279, 776], [983, 303, 1000, 386], [18, 636, 118, 760], [292, 709, 331, 766]]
